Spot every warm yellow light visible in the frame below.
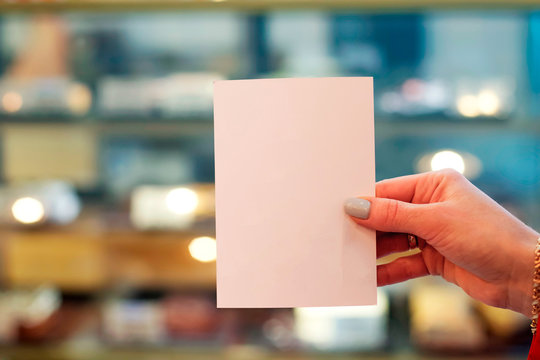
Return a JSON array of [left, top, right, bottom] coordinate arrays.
[[165, 188, 199, 215], [189, 236, 217, 263], [2, 91, 23, 113], [456, 95, 479, 118], [430, 150, 465, 174], [11, 197, 45, 224], [477, 90, 500, 116], [67, 83, 92, 115]]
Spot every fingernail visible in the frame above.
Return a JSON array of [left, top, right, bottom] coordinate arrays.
[[344, 198, 371, 219]]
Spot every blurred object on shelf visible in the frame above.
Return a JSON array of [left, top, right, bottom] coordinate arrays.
[[130, 184, 214, 230], [103, 141, 195, 199], [0, 78, 92, 116], [409, 279, 487, 353], [163, 295, 220, 339], [3, 232, 107, 291], [415, 149, 482, 179], [6, 15, 68, 79], [103, 299, 165, 344], [0, 181, 81, 227], [2, 125, 98, 188], [261, 309, 296, 350], [378, 79, 450, 117], [268, 12, 338, 77], [476, 302, 529, 339], [98, 72, 222, 118], [0, 14, 93, 117], [0, 286, 61, 343], [294, 290, 388, 352]]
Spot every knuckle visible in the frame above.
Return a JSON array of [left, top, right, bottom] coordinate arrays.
[[437, 168, 464, 182], [382, 200, 401, 227]]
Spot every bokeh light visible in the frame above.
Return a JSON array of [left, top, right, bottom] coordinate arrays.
[[67, 83, 92, 115], [477, 89, 501, 116], [11, 197, 45, 224], [456, 94, 479, 118], [165, 188, 199, 215], [188, 236, 217, 263], [2, 91, 23, 113], [430, 150, 466, 174]]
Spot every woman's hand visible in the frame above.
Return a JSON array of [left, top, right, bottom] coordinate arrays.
[[344, 169, 539, 317]]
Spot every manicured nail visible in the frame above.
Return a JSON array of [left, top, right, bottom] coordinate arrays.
[[344, 198, 371, 219]]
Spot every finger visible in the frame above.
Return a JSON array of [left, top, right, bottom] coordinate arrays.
[[376, 173, 427, 202], [377, 253, 429, 286], [377, 232, 409, 258], [346, 196, 436, 238]]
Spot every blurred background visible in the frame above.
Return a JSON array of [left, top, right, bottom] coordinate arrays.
[[0, 0, 539, 359]]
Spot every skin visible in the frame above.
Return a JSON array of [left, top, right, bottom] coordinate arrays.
[[349, 169, 539, 317]]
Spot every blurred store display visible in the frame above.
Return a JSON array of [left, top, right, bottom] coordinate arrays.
[[0, 5, 538, 360]]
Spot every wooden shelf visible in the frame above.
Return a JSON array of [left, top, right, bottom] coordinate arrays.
[[0, 204, 216, 292], [0, 0, 539, 12], [0, 120, 214, 138]]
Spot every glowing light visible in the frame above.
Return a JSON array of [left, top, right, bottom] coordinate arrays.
[[430, 150, 465, 174], [11, 197, 45, 224], [2, 92, 23, 113], [477, 90, 500, 116], [456, 94, 479, 118], [67, 83, 92, 115], [189, 236, 217, 263], [165, 188, 199, 215]]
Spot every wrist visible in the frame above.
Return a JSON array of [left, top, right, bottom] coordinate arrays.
[[507, 229, 539, 317]]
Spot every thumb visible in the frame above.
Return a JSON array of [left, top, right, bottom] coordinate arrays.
[[344, 196, 432, 238]]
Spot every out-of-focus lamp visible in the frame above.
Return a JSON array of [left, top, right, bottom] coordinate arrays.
[[188, 236, 216, 263], [416, 149, 482, 179], [11, 197, 45, 224], [430, 150, 465, 174]]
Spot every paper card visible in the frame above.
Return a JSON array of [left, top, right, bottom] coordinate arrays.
[[214, 77, 376, 308]]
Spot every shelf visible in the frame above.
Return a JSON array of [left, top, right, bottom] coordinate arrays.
[[3, 117, 540, 139], [0, 206, 216, 292], [0, 0, 539, 12], [0, 345, 528, 360], [0, 120, 214, 138]]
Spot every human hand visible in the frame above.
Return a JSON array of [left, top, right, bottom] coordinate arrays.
[[344, 169, 539, 317]]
